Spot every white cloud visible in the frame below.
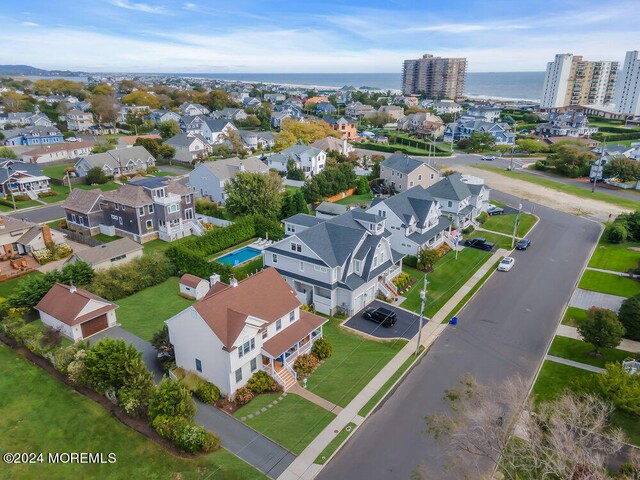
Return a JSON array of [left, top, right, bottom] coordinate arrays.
[[21, 21, 39, 27], [405, 23, 529, 33], [108, 0, 168, 15]]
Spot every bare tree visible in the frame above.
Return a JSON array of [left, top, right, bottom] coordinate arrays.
[[424, 374, 625, 480], [91, 94, 118, 125]]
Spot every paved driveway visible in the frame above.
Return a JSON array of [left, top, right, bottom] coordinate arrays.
[[344, 301, 422, 340]]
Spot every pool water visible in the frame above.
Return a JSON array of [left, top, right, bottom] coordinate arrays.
[[216, 247, 262, 266]]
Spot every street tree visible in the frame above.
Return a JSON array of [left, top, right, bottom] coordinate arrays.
[[577, 307, 625, 355], [618, 294, 640, 341], [603, 157, 640, 183], [465, 132, 495, 152], [224, 172, 283, 218]]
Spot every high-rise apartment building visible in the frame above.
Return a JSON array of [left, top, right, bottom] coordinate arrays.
[[402, 54, 467, 100], [614, 50, 640, 115], [540, 53, 618, 109]]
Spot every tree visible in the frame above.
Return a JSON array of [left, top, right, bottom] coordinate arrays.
[[91, 94, 118, 125], [425, 374, 624, 480], [275, 118, 339, 149], [356, 176, 370, 195], [607, 222, 629, 244], [91, 142, 115, 154], [148, 378, 196, 422], [157, 144, 176, 160], [603, 157, 640, 183], [224, 172, 283, 218], [157, 120, 181, 140], [225, 129, 247, 157], [274, 130, 297, 151], [302, 163, 358, 203], [286, 158, 305, 181], [521, 113, 539, 123], [367, 112, 393, 128], [417, 248, 439, 271], [494, 144, 513, 156], [618, 294, 640, 341], [281, 189, 309, 219], [134, 138, 160, 158], [1, 91, 26, 112], [92, 83, 114, 95], [86, 166, 109, 185], [122, 91, 160, 109], [516, 138, 549, 154], [465, 132, 495, 153], [119, 79, 138, 94], [597, 362, 640, 416], [0, 147, 17, 159], [550, 144, 595, 178], [577, 307, 625, 355]]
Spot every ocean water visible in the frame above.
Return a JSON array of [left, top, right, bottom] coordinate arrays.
[[184, 71, 545, 101]]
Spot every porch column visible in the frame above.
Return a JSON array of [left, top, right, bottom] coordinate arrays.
[[270, 357, 274, 373]]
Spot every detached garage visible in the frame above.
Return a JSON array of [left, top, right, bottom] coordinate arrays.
[[35, 283, 118, 342]]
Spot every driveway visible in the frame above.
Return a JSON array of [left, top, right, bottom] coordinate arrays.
[[89, 326, 295, 478], [344, 300, 422, 340]]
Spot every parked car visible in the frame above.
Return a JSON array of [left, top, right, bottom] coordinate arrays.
[[481, 155, 495, 161], [362, 307, 397, 328], [497, 257, 515, 271], [516, 238, 531, 250], [487, 206, 504, 216], [464, 238, 495, 251], [66, 137, 78, 142]]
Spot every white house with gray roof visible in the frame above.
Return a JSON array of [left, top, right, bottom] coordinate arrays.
[[424, 173, 489, 228], [188, 156, 269, 204], [264, 209, 403, 315], [266, 142, 326, 178], [380, 153, 441, 192], [163, 132, 210, 164], [74, 146, 155, 178]]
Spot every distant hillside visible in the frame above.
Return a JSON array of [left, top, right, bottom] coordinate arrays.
[[0, 65, 84, 77]]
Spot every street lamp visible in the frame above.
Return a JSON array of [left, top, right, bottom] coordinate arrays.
[[415, 275, 428, 356]]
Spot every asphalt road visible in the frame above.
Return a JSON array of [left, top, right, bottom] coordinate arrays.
[[7, 203, 65, 223], [319, 192, 602, 480]]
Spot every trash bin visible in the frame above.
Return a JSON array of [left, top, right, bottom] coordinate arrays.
[[449, 316, 458, 325]]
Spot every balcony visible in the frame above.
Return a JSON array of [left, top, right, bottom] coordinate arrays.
[[153, 193, 181, 206]]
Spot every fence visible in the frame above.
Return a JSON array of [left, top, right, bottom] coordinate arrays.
[[283, 178, 305, 188], [198, 214, 234, 227], [59, 229, 104, 247], [325, 188, 356, 203], [49, 176, 85, 187]]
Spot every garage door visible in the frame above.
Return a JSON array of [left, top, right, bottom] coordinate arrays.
[[80, 314, 109, 338]]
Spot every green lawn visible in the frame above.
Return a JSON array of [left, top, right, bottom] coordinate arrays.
[[305, 317, 406, 407], [116, 277, 195, 341], [334, 192, 374, 205], [401, 247, 492, 317], [561, 306, 588, 327], [0, 197, 42, 210], [314, 422, 356, 465], [481, 213, 537, 237], [93, 233, 120, 243], [42, 163, 74, 180], [0, 343, 266, 480], [142, 239, 174, 256], [74, 182, 121, 192], [471, 231, 515, 250], [588, 238, 640, 273], [548, 336, 632, 368], [0, 272, 43, 298], [474, 165, 640, 211], [284, 185, 302, 194], [233, 393, 335, 456], [578, 270, 640, 298], [531, 360, 597, 403]]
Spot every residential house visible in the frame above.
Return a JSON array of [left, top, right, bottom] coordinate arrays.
[[36, 284, 117, 341], [117, 134, 161, 149], [179, 273, 210, 300], [270, 105, 303, 128], [265, 142, 326, 177], [167, 267, 329, 396], [425, 173, 489, 228], [536, 111, 598, 137], [314, 201, 349, 220], [0, 112, 53, 128], [65, 237, 143, 271], [378, 105, 405, 121], [264, 209, 403, 315], [148, 109, 182, 124], [20, 142, 93, 164], [311, 136, 354, 155], [211, 108, 248, 122], [164, 132, 210, 164], [182, 117, 237, 145], [466, 106, 502, 123], [345, 102, 376, 119], [0, 216, 64, 259], [397, 112, 445, 138], [0, 160, 51, 198], [238, 130, 276, 151], [74, 146, 156, 178], [66, 109, 94, 132], [180, 102, 210, 116], [4, 126, 64, 146], [263, 93, 286, 103], [282, 213, 325, 236], [118, 105, 149, 124], [368, 186, 450, 255], [323, 116, 358, 140], [434, 100, 462, 115], [444, 118, 515, 145], [242, 97, 262, 109], [189, 156, 269, 204], [380, 153, 441, 192], [64, 188, 105, 236], [315, 102, 337, 115]]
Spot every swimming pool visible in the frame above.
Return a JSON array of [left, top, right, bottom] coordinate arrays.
[[216, 247, 262, 266]]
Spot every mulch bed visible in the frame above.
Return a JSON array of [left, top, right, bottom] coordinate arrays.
[[0, 334, 208, 459]]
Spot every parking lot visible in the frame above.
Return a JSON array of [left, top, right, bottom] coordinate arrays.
[[344, 300, 422, 340]]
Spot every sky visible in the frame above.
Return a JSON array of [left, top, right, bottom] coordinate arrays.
[[1, 0, 638, 73]]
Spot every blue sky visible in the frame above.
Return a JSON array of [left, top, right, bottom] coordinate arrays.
[[1, 0, 638, 73]]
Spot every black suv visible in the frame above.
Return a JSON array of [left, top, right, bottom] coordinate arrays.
[[464, 238, 495, 251], [362, 307, 397, 327]]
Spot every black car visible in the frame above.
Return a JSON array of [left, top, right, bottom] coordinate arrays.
[[516, 238, 531, 250], [487, 206, 504, 216], [464, 238, 495, 251], [362, 307, 397, 327]]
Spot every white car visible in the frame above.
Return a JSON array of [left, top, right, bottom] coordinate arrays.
[[497, 257, 515, 272], [66, 137, 79, 142]]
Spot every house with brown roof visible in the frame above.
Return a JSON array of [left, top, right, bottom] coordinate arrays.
[[166, 267, 328, 397], [179, 273, 210, 300], [35, 283, 117, 341]]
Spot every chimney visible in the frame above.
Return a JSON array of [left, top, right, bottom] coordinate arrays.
[[69, 284, 77, 294], [209, 273, 221, 286], [42, 224, 54, 248], [229, 276, 238, 288]]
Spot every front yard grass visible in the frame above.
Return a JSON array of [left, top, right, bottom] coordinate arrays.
[[42, 163, 74, 180], [93, 233, 120, 243], [233, 393, 335, 456], [481, 213, 537, 237], [588, 238, 640, 273], [306, 317, 406, 407], [334, 192, 374, 205], [116, 277, 194, 341], [578, 270, 640, 298], [314, 422, 356, 465], [401, 247, 492, 317], [472, 231, 514, 250], [548, 336, 632, 369], [0, 343, 266, 480], [561, 306, 588, 327]]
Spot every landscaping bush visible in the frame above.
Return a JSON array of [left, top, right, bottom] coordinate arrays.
[[618, 294, 640, 341], [606, 223, 629, 244], [462, 225, 474, 235], [86, 166, 109, 185], [175, 424, 220, 454], [404, 255, 418, 268], [293, 353, 319, 377], [534, 160, 549, 171], [38, 191, 58, 198], [246, 370, 279, 394], [477, 212, 489, 224], [195, 198, 227, 219], [417, 248, 440, 272], [151, 414, 190, 441], [148, 378, 196, 422], [597, 362, 640, 416], [392, 272, 411, 290], [12, 194, 30, 202], [48, 340, 90, 375], [301, 163, 358, 203], [194, 381, 221, 404], [311, 337, 333, 360], [234, 386, 254, 406]]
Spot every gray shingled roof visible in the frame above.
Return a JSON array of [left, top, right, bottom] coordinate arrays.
[[370, 185, 437, 228], [285, 214, 325, 228], [71, 237, 143, 265], [382, 153, 438, 175], [425, 173, 471, 201]]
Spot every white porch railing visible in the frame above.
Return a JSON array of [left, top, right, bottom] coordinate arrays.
[[378, 280, 393, 298], [262, 363, 289, 389], [384, 264, 402, 282], [283, 340, 312, 368]]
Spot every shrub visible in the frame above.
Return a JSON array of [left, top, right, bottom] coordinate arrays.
[[392, 272, 411, 290], [597, 362, 640, 416], [49, 341, 90, 375], [606, 223, 628, 244], [38, 191, 58, 198], [417, 248, 439, 272], [194, 381, 221, 404], [477, 212, 489, 224], [246, 370, 279, 394], [618, 294, 640, 341], [293, 353, 319, 377], [404, 255, 418, 268], [462, 225, 474, 235], [151, 414, 190, 441], [13, 194, 30, 202], [175, 424, 220, 453], [311, 337, 333, 360], [146, 166, 159, 174], [300, 304, 315, 313], [234, 386, 254, 406], [86, 166, 109, 185], [148, 378, 196, 422]]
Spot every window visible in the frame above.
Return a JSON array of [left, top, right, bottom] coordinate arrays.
[[250, 358, 257, 373], [184, 208, 193, 220], [148, 204, 154, 214], [418, 174, 422, 181], [410, 181, 414, 187], [286, 224, 294, 233], [78, 216, 84, 226], [186, 195, 191, 204], [276, 319, 282, 331], [290, 242, 302, 252], [119, 216, 123, 225], [114, 203, 119, 210], [110, 254, 126, 262], [71, 214, 77, 223], [447, 201, 453, 208], [195, 358, 202, 372], [146, 220, 153, 230], [238, 338, 255, 358], [138, 207, 144, 216], [168, 204, 180, 214], [354, 259, 361, 274], [272, 253, 278, 264], [235, 368, 242, 383], [299, 261, 304, 272], [262, 329, 268, 339], [430, 174, 435, 179], [289, 311, 295, 323], [314, 265, 327, 273]]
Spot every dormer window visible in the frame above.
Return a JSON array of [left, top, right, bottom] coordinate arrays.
[[290, 242, 302, 252]]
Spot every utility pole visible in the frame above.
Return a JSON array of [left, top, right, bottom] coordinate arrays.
[[415, 275, 428, 356], [592, 133, 606, 193], [511, 201, 522, 249], [509, 122, 517, 171]]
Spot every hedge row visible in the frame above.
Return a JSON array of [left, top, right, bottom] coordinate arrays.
[[592, 131, 640, 142], [596, 125, 640, 134], [384, 133, 452, 154], [358, 142, 452, 156]]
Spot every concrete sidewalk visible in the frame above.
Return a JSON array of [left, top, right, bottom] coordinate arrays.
[[277, 249, 506, 480], [587, 267, 634, 278], [556, 324, 640, 353], [546, 354, 605, 373], [290, 385, 343, 414], [569, 288, 626, 312]]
